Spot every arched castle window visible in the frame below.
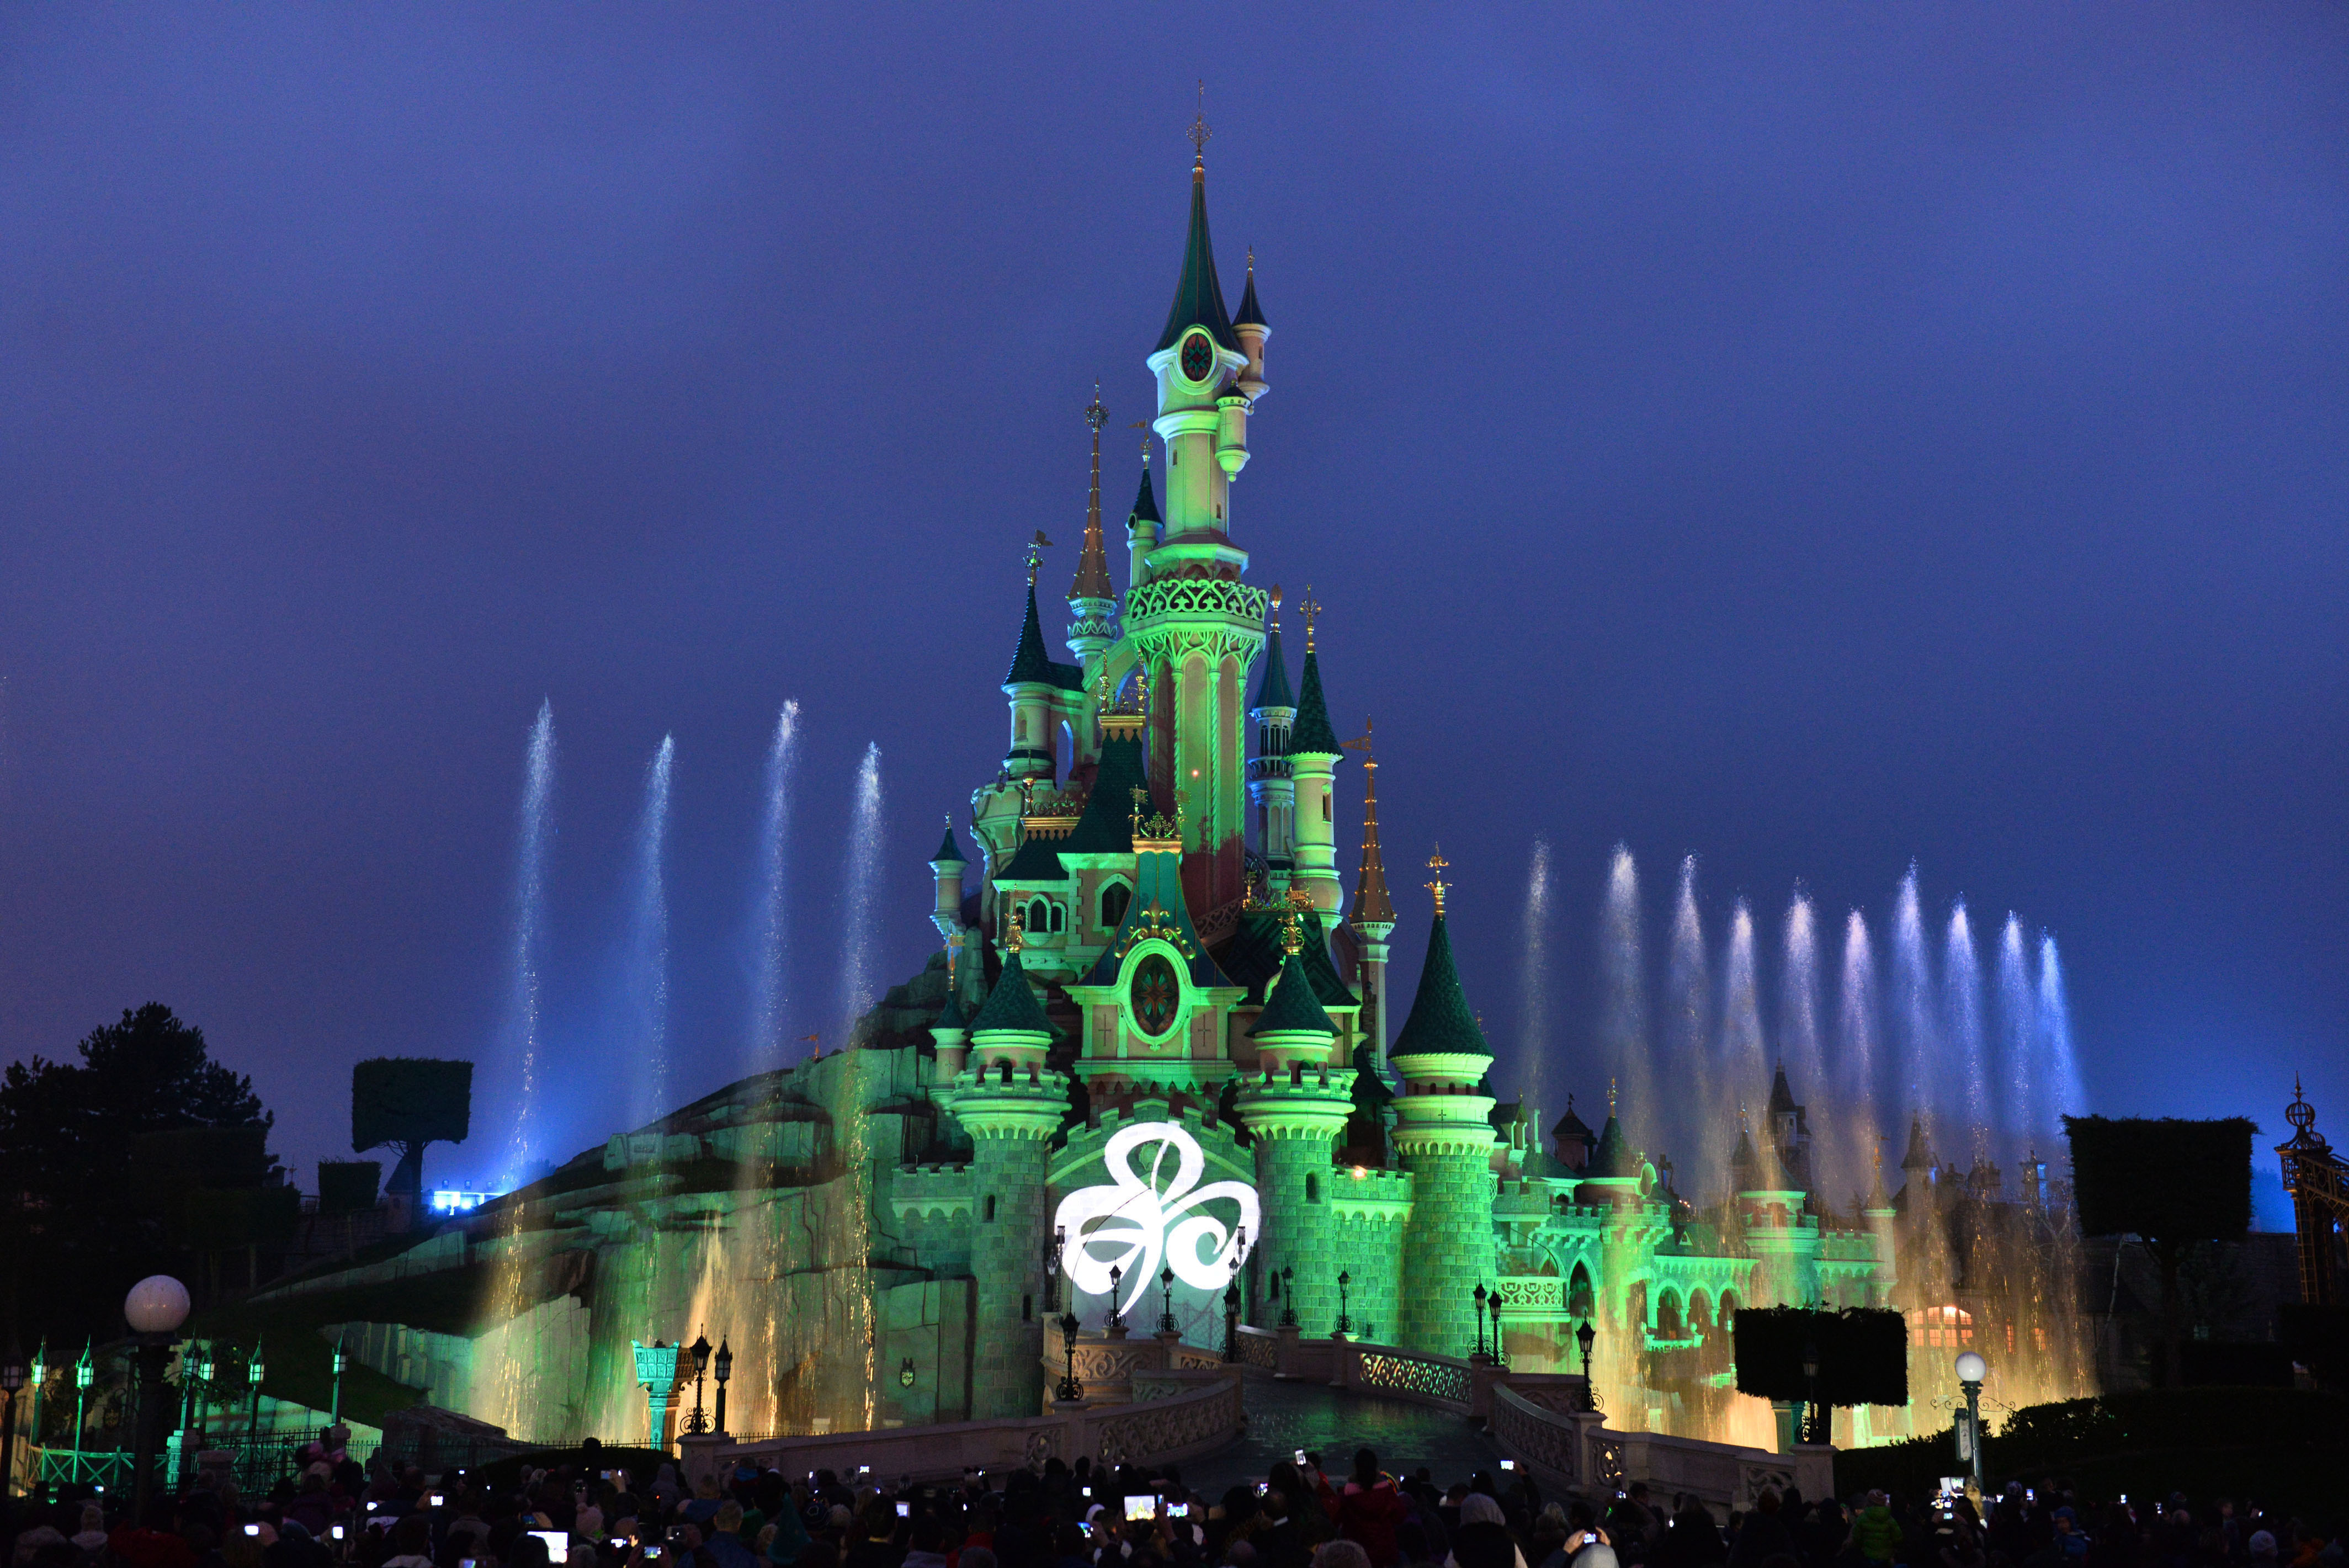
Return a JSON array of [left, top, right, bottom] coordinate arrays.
[[1028, 897, 1050, 936], [1321, 795, 1331, 822], [1051, 902, 1065, 933], [1567, 1264, 1594, 1321], [1100, 882, 1132, 929], [1305, 1173, 1321, 1204], [985, 1194, 997, 1222], [1657, 1289, 1685, 1339]]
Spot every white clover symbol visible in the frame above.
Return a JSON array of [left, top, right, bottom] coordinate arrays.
[[1054, 1121, 1259, 1314]]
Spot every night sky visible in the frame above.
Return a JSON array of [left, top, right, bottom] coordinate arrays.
[[3, 7, 2343, 1216]]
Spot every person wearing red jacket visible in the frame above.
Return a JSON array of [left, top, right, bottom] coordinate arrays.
[[1316, 1452, 1410, 1568]]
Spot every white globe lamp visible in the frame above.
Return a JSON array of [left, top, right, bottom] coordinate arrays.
[[1953, 1349, 1987, 1384], [124, 1276, 192, 1336]]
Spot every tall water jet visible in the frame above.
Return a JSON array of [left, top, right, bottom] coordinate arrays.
[[747, 700, 803, 1077], [1837, 909, 1882, 1194], [625, 736, 676, 1128], [1891, 865, 1937, 1141], [1719, 900, 1767, 1170], [497, 700, 557, 1190], [839, 742, 886, 1033], [1597, 846, 1653, 1161], [1997, 915, 2034, 1156], [1665, 857, 1711, 1192], [2037, 933, 2085, 1131], [1779, 889, 1827, 1190], [1518, 838, 1554, 1109], [1945, 901, 1989, 1160]]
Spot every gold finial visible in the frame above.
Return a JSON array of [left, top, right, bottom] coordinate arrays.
[[1609, 1077, 1618, 1116], [1268, 583, 1282, 628], [1025, 529, 1054, 587], [1286, 886, 1314, 913], [1189, 81, 1210, 172], [1280, 911, 1304, 956], [1085, 382, 1107, 433], [1424, 846, 1450, 916], [1005, 905, 1025, 954], [1247, 244, 1255, 279], [1297, 588, 1322, 651]]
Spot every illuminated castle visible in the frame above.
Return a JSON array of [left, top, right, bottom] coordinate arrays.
[[286, 133, 2093, 1453]]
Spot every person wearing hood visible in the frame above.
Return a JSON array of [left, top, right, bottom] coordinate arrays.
[[1444, 1495, 1526, 1568], [1850, 1495, 1901, 1568]]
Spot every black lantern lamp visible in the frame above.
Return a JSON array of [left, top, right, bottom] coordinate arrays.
[[711, 1337, 732, 1434], [1106, 1266, 1125, 1333], [1055, 1311, 1085, 1403], [1159, 1266, 1178, 1335], [1335, 1272, 1352, 1337], [1223, 1279, 1242, 1362], [1489, 1286, 1506, 1368], [1575, 1317, 1599, 1411], [1279, 1266, 1298, 1328], [1473, 1285, 1489, 1359], [684, 1332, 712, 1434]]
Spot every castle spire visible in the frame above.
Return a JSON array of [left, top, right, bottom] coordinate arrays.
[[1346, 720, 1395, 925], [1069, 386, 1115, 606], [1156, 97, 1241, 355]]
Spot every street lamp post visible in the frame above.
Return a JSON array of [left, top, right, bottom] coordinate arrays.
[[124, 1275, 192, 1521], [1159, 1266, 1179, 1336], [330, 1333, 348, 1426], [1106, 1267, 1126, 1335], [684, 1335, 712, 1436], [1575, 1317, 1599, 1412], [1954, 1351, 1988, 1495], [711, 1340, 732, 1437], [245, 1341, 267, 1462], [1335, 1272, 1352, 1338], [1223, 1280, 1241, 1363], [2, 1343, 27, 1500], [189, 1348, 214, 1448], [1489, 1287, 1506, 1368], [1473, 1285, 1489, 1359], [1279, 1267, 1297, 1329], [1055, 1313, 1085, 1404], [1800, 1338, 1822, 1446], [70, 1341, 93, 1484]]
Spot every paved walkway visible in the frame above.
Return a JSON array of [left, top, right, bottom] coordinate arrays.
[[1183, 1377, 1505, 1497]]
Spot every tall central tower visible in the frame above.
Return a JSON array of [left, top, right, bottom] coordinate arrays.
[[1124, 121, 1271, 919]]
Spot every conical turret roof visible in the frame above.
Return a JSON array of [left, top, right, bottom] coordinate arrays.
[[1005, 582, 1056, 688], [1247, 949, 1337, 1038], [1768, 1062, 1799, 1115], [1155, 166, 1241, 355], [1391, 915, 1490, 1061], [1553, 1097, 1595, 1142], [970, 949, 1056, 1039], [935, 991, 968, 1032], [1253, 613, 1295, 710], [932, 822, 965, 865], [1129, 465, 1162, 530], [1062, 729, 1147, 855], [1584, 1113, 1640, 1179], [1234, 259, 1266, 328], [1900, 1113, 1936, 1170], [1291, 649, 1341, 756], [1349, 746, 1395, 926]]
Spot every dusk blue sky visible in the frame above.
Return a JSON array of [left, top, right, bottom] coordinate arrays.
[[2, 6, 2342, 1218]]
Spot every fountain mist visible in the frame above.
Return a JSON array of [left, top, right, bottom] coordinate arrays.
[[497, 701, 556, 1190], [1665, 858, 1710, 1190], [839, 742, 886, 1033], [1779, 890, 1828, 1189], [1891, 866, 1936, 1141], [747, 701, 803, 1077], [626, 736, 676, 1127], [2038, 934, 2084, 1134], [1719, 900, 1767, 1172], [1597, 846, 1652, 1161], [1998, 915, 2034, 1156], [1945, 901, 1989, 1158], [1519, 838, 1554, 1110], [1836, 910, 1882, 1196]]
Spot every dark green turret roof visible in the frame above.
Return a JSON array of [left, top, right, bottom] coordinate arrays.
[[932, 822, 965, 865], [1210, 907, 1358, 1008], [1247, 949, 1337, 1038], [1155, 169, 1242, 355], [1062, 731, 1149, 855], [1253, 616, 1295, 712], [1768, 1062, 1799, 1114], [970, 949, 1056, 1038], [1584, 1114, 1640, 1179], [998, 836, 1068, 883], [1005, 583, 1056, 688], [1900, 1114, 1936, 1170], [1390, 915, 1491, 1060], [1129, 466, 1162, 530], [1290, 649, 1340, 755], [1234, 265, 1266, 328], [935, 992, 967, 1032]]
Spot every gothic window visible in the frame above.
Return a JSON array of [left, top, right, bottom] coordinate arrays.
[[1100, 883, 1132, 929], [1028, 898, 1050, 937], [1050, 902, 1066, 934], [1567, 1264, 1595, 1321]]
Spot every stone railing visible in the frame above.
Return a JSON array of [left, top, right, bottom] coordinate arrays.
[[1347, 1346, 1475, 1411], [1039, 1330, 1220, 1402], [679, 1370, 1244, 1489], [1233, 1325, 1280, 1373], [1484, 1385, 1833, 1511]]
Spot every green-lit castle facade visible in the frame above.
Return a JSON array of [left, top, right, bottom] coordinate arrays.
[[281, 147, 1992, 1452]]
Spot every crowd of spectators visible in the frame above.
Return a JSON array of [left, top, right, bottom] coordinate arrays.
[[2, 1433, 2341, 1568]]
